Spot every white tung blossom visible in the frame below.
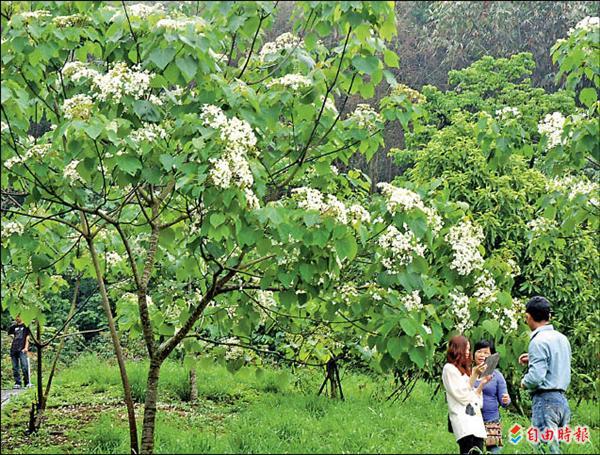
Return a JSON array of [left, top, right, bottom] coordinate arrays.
[[259, 32, 303, 59], [546, 175, 598, 206], [105, 252, 123, 267], [495, 106, 521, 120], [538, 112, 566, 150], [266, 74, 312, 91], [64, 160, 84, 184], [347, 103, 382, 132], [62, 94, 94, 120], [449, 290, 472, 333], [378, 224, 426, 273], [473, 271, 497, 303], [445, 220, 485, 276], [201, 105, 258, 208], [1, 220, 25, 239], [92, 63, 152, 103], [402, 290, 423, 312], [377, 182, 443, 235], [568, 16, 600, 35], [291, 187, 351, 225], [130, 123, 167, 143], [156, 16, 206, 31]]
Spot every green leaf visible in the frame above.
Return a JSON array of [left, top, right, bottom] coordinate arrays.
[[579, 87, 597, 108], [335, 235, 357, 261], [400, 318, 417, 336], [210, 213, 226, 228], [383, 49, 400, 68], [352, 55, 379, 75], [176, 56, 197, 81], [117, 155, 142, 175], [31, 254, 51, 272], [482, 319, 499, 336], [132, 100, 161, 122], [387, 337, 404, 360], [149, 47, 177, 70], [408, 347, 425, 369]]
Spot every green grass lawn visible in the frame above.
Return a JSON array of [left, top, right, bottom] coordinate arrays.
[[1, 354, 598, 454]]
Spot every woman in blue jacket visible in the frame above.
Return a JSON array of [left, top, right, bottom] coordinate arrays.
[[473, 340, 511, 454]]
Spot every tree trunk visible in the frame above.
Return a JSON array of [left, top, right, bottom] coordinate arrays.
[[36, 321, 43, 411], [189, 367, 198, 402], [34, 278, 81, 430], [140, 362, 162, 454], [87, 237, 140, 455]]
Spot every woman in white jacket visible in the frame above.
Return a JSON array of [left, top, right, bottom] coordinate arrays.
[[443, 335, 492, 454]]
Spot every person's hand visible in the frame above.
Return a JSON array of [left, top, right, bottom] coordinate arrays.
[[501, 393, 511, 405], [518, 353, 529, 365], [472, 363, 486, 378], [21, 348, 28, 353]]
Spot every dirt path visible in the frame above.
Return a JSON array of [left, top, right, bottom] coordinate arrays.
[[1, 388, 25, 409]]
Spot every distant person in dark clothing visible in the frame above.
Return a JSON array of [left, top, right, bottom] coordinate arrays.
[[7, 315, 32, 389]]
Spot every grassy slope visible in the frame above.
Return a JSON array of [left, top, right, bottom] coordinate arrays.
[[1, 354, 598, 454]]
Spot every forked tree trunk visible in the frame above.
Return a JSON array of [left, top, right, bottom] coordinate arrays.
[[140, 362, 162, 454], [87, 237, 140, 454]]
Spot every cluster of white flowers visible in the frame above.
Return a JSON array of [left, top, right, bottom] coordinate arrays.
[[378, 224, 426, 273], [62, 94, 94, 120], [291, 187, 363, 226], [335, 284, 359, 306], [546, 175, 598, 205], [538, 112, 566, 149], [376, 183, 443, 234], [1, 220, 25, 239], [259, 32, 303, 59], [348, 204, 371, 224], [266, 74, 312, 91], [62, 62, 153, 104], [200, 105, 259, 208], [18, 10, 51, 22], [391, 84, 426, 104], [130, 123, 167, 143], [495, 107, 521, 120], [222, 337, 246, 361], [497, 306, 519, 332], [104, 3, 165, 21], [473, 271, 497, 304], [507, 258, 521, 277], [64, 160, 84, 184], [377, 183, 423, 212], [569, 16, 600, 35], [347, 104, 383, 132], [52, 14, 87, 27], [4, 143, 51, 170], [527, 217, 556, 235], [1, 121, 8, 133], [449, 290, 472, 333], [94, 63, 152, 103], [105, 251, 123, 267], [445, 220, 485, 275], [156, 16, 205, 31], [401, 290, 423, 312]]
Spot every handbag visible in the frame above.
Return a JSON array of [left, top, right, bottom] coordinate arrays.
[[484, 421, 503, 447]]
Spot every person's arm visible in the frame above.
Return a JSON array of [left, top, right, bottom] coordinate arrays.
[[23, 333, 30, 352], [496, 371, 511, 407], [521, 340, 548, 390], [8, 324, 15, 336], [443, 365, 482, 407]]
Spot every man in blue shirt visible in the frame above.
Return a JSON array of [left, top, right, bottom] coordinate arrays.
[[518, 296, 571, 454]]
